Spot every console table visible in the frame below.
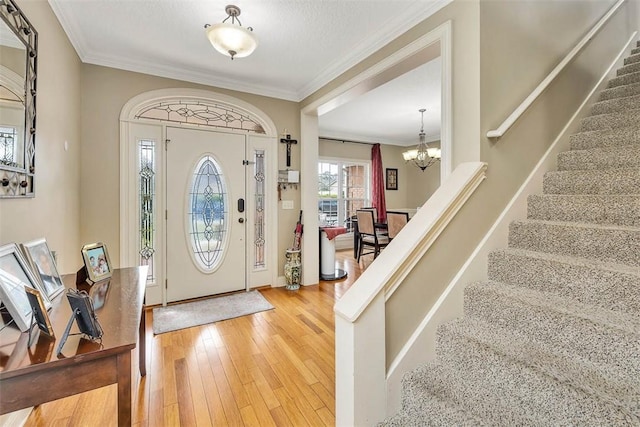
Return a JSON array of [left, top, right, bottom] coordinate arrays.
[[0, 266, 147, 426]]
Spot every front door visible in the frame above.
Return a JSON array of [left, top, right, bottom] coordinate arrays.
[[166, 126, 246, 302]]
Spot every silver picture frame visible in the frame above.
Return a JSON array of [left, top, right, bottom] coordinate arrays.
[[21, 238, 65, 300], [81, 242, 113, 284], [0, 243, 50, 332]]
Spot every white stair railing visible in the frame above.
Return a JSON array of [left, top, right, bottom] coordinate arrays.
[[486, 0, 627, 139], [334, 161, 487, 426]]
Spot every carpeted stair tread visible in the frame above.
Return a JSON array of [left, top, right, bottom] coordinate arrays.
[[624, 53, 640, 65], [579, 108, 640, 131], [569, 126, 640, 150], [617, 61, 640, 76], [488, 247, 640, 313], [436, 319, 640, 424], [543, 168, 640, 195], [631, 46, 640, 55], [508, 219, 640, 266], [463, 281, 640, 373], [590, 93, 640, 115], [527, 194, 640, 226], [557, 144, 640, 170], [599, 79, 640, 101], [400, 363, 532, 426], [379, 380, 488, 427], [607, 70, 640, 88]]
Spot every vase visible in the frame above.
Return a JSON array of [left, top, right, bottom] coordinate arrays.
[[284, 249, 301, 290]]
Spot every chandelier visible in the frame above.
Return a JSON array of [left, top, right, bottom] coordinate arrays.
[[205, 5, 257, 60], [402, 108, 441, 171]]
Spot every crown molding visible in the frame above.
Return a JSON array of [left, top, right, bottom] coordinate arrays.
[[80, 51, 300, 101], [48, 0, 90, 58]]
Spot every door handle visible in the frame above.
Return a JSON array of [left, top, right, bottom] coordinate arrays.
[[239, 218, 245, 223], [237, 198, 245, 213]]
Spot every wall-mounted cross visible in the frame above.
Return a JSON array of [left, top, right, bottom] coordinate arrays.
[[280, 134, 297, 167]]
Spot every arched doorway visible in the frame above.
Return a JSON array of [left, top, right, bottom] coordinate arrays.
[[120, 88, 278, 305]]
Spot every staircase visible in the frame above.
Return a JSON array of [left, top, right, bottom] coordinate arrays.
[[381, 43, 640, 426]]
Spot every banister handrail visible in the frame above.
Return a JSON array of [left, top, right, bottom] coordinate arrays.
[[334, 161, 487, 323], [486, 0, 626, 139]]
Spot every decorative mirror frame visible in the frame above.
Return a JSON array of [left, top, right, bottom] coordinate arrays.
[[0, 0, 37, 198]]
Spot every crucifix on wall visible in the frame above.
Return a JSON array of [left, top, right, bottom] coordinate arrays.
[[280, 133, 297, 167]]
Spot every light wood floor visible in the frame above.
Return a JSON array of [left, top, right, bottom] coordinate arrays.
[[25, 251, 370, 426]]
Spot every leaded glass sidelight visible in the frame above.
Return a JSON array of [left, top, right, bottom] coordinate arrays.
[[189, 155, 228, 272], [254, 150, 265, 269], [138, 140, 155, 282]]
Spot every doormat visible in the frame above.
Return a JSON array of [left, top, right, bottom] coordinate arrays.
[[152, 290, 274, 334]]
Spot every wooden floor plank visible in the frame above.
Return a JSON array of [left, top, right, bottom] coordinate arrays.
[[174, 358, 197, 427], [269, 405, 294, 427], [212, 362, 245, 427], [239, 405, 260, 427], [195, 348, 229, 426], [244, 381, 278, 427], [272, 388, 308, 427], [249, 366, 281, 410], [24, 251, 362, 427]]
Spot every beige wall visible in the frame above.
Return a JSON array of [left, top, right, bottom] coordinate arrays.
[[384, 0, 635, 363], [0, 45, 26, 77], [319, 138, 439, 210], [79, 65, 300, 274], [0, 0, 81, 274]]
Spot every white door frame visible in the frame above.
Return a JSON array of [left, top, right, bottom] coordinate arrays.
[[300, 21, 453, 285], [119, 88, 278, 306]]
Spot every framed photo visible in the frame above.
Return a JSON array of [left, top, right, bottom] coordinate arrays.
[[386, 168, 398, 190], [0, 243, 51, 332], [21, 238, 65, 300], [24, 286, 55, 337], [81, 242, 112, 283]]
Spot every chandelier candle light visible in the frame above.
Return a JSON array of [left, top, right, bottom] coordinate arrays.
[[205, 5, 257, 60], [402, 108, 441, 171]]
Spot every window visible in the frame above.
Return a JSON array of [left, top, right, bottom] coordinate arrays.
[[138, 139, 156, 283], [318, 160, 370, 231], [189, 155, 229, 272], [0, 126, 18, 167]]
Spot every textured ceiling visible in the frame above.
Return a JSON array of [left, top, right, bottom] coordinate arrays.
[[47, 0, 448, 142], [319, 57, 441, 146]]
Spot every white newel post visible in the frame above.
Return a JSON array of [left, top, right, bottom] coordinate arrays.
[[335, 291, 387, 426]]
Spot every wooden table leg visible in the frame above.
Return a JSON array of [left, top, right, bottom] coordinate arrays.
[[138, 306, 146, 377], [117, 351, 132, 426]]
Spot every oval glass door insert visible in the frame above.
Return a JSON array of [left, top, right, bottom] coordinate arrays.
[[189, 155, 228, 272]]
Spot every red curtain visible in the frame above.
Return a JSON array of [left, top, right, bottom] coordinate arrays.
[[371, 143, 387, 223]]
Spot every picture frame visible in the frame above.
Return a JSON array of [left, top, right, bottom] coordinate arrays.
[[24, 286, 55, 337], [0, 243, 51, 332], [21, 238, 65, 300], [81, 242, 113, 284], [386, 168, 398, 190]]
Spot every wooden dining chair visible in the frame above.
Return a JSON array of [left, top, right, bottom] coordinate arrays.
[[361, 206, 378, 223], [386, 211, 409, 240], [355, 209, 389, 262]]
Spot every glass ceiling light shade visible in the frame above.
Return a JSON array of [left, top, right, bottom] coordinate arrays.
[[205, 5, 257, 60], [402, 108, 441, 171]]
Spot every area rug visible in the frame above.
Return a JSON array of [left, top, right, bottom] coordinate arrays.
[[152, 290, 274, 334]]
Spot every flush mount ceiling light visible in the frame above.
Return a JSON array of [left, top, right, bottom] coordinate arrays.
[[402, 108, 441, 171], [205, 5, 257, 60]]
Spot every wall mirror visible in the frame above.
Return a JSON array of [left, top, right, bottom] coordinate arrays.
[[0, 0, 37, 198]]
